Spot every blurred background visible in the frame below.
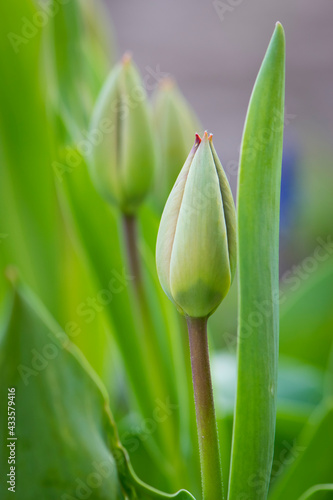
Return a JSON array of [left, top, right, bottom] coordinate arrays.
[[107, 0, 333, 270], [1, 1, 333, 498]]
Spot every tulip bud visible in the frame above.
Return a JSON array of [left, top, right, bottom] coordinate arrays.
[[156, 132, 237, 318], [152, 78, 201, 212], [88, 54, 155, 214]]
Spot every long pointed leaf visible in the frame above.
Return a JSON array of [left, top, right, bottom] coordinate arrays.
[[228, 23, 285, 500], [0, 0, 63, 316]]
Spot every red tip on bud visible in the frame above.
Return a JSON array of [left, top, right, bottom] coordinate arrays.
[[195, 133, 202, 146], [203, 130, 213, 142]]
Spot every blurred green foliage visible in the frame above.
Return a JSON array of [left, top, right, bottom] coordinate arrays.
[[0, 1, 333, 499]]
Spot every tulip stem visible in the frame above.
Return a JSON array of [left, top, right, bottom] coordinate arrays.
[[122, 214, 143, 287], [122, 214, 157, 358], [122, 215, 156, 337], [122, 214, 160, 378], [186, 316, 224, 500]]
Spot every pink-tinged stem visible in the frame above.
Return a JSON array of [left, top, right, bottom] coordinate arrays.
[[187, 316, 224, 500]]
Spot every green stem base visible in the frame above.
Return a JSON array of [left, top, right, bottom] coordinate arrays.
[[186, 316, 224, 500]]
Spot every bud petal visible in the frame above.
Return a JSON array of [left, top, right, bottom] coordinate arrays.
[[88, 55, 155, 214], [152, 79, 201, 211], [156, 132, 237, 318]]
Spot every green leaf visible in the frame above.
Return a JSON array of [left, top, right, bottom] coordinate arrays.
[[298, 485, 333, 500], [228, 23, 285, 500], [0, 0, 63, 317], [0, 281, 195, 500], [269, 404, 333, 500], [0, 0, 115, 393], [212, 353, 323, 493], [43, 0, 112, 135]]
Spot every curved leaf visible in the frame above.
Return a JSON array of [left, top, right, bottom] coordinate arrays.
[[298, 484, 333, 500], [0, 281, 195, 500]]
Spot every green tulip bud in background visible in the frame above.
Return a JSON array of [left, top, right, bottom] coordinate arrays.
[[88, 54, 155, 214], [152, 78, 201, 212], [156, 131, 237, 319]]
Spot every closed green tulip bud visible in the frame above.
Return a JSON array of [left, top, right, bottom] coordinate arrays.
[[88, 54, 155, 214], [156, 131, 237, 318], [152, 78, 201, 212]]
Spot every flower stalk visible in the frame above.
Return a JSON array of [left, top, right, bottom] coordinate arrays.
[[187, 316, 224, 500], [122, 214, 143, 294]]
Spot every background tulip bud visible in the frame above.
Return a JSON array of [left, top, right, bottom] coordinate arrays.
[[152, 78, 201, 212], [156, 132, 237, 318], [88, 54, 155, 214]]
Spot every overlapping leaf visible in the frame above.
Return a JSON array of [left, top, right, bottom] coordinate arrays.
[[0, 282, 195, 500]]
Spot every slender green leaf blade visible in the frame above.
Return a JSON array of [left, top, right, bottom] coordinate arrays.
[[228, 23, 285, 500], [0, 0, 63, 316], [43, 0, 112, 135]]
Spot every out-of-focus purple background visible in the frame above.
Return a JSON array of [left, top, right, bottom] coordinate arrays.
[[105, 0, 333, 164]]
